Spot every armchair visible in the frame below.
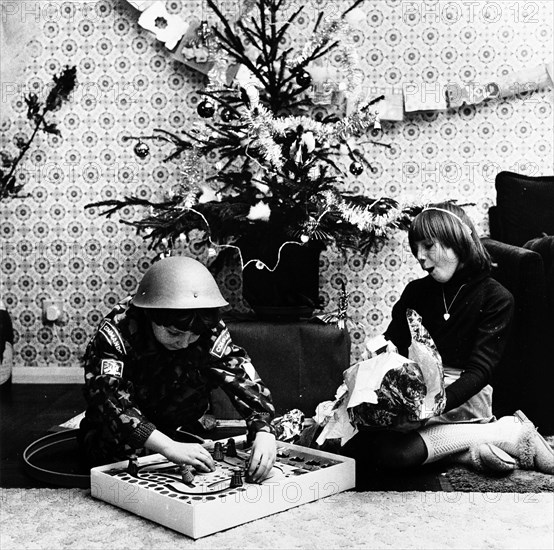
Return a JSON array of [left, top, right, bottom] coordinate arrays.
[[489, 171, 554, 247], [485, 170, 554, 435], [482, 239, 553, 434]]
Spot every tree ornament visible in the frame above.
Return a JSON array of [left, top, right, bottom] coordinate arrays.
[[133, 140, 150, 158], [349, 161, 364, 176], [220, 107, 236, 122], [295, 70, 312, 88], [197, 99, 215, 118]]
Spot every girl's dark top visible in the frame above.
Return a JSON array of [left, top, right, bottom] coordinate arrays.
[[384, 268, 514, 413]]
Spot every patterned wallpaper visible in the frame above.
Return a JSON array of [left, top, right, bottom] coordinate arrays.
[[1, 0, 553, 370]]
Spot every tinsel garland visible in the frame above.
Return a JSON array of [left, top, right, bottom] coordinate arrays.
[[337, 46, 364, 96], [319, 190, 418, 239], [335, 201, 403, 237], [241, 101, 380, 171], [288, 6, 365, 97]]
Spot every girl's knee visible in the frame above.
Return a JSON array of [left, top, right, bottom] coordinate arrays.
[[341, 431, 427, 470], [378, 442, 420, 469]]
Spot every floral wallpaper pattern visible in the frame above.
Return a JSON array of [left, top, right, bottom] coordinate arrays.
[[1, 0, 553, 369]]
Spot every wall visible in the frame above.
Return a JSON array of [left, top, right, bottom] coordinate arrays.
[[1, 0, 553, 374]]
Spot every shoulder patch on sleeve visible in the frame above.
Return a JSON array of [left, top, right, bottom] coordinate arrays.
[[209, 327, 232, 359], [98, 320, 127, 355], [100, 359, 124, 378]]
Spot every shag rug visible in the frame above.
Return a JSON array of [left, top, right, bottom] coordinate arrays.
[[445, 435, 554, 493], [1, 488, 552, 550], [446, 465, 554, 493]]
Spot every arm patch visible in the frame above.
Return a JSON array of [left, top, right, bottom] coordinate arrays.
[[209, 327, 232, 359], [100, 359, 124, 378], [98, 320, 127, 355]]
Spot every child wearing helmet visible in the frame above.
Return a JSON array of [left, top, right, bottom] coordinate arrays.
[[79, 256, 276, 482]]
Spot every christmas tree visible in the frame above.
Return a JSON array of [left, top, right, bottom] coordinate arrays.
[[88, 0, 421, 271]]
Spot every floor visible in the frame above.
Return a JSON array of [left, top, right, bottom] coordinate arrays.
[[0, 383, 450, 491], [0, 382, 85, 488]]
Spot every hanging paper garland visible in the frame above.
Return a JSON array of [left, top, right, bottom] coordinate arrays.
[[125, 0, 553, 121], [111, 0, 554, 275]]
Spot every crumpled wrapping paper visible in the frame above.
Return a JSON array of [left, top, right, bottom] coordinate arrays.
[[316, 309, 446, 446], [347, 355, 427, 428], [406, 309, 446, 419], [271, 409, 305, 442]]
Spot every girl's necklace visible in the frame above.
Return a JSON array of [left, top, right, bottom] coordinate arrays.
[[442, 284, 466, 321]]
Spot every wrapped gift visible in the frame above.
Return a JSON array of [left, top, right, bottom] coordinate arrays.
[[316, 309, 445, 445], [271, 409, 305, 442], [346, 352, 427, 428]]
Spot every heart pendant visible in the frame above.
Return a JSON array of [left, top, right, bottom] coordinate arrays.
[[443, 313, 450, 321]]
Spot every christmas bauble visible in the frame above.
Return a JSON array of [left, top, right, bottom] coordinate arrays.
[[133, 141, 150, 158], [220, 108, 235, 122], [197, 99, 215, 118], [349, 161, 364, 176], [295, 70, 312, 88]]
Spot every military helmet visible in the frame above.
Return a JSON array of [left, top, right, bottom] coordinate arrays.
[[132, 256, 228, 309]]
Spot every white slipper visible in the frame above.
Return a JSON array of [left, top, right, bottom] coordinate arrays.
[[470, 443, 516, 474], [513, 410, 554, 475]]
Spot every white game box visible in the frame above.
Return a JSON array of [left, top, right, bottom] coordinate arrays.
[[90, 436, 356, 539]]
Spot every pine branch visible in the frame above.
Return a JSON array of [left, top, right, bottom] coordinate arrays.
[[85, 196, 172, 218], [206, 0, 244, 53], [274, 6, 303, 45], [342, 0, 366, 18], [281, 40, 341, 88], [276, 49, 293, 92], [213, 24, 270, 90], [312, 12, 324, 33], [1, 66, 76, 201]]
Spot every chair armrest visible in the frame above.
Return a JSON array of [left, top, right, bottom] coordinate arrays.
[[482, 238, 554, 434], [488, 206, 503, 241], [481, 238, 548, 314]]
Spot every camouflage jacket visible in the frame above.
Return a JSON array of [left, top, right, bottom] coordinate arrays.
[[81, 298, 275, 454]]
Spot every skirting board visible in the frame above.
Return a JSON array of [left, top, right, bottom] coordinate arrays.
[[13, 367, 84, 384]]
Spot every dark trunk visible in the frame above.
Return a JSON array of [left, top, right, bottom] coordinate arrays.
[[238, 233, 322, 320]]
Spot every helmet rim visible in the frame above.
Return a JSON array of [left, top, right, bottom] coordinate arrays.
[[131, 256, 229, 309]]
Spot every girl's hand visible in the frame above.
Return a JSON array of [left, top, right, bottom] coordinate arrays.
[[247, 431, 276, 483], [163, 442, 216, 473]]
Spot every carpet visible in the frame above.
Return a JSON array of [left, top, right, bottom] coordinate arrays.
[[1, 488, 552, 549], [445, 435, 554, 493], [446, 465, 554, 493]]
